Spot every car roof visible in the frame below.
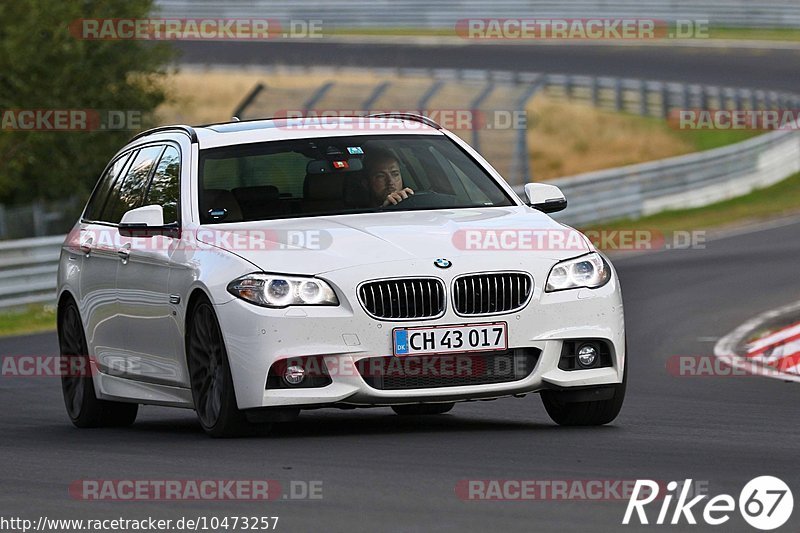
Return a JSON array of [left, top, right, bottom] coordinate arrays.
[[130, 115, 445, 149]]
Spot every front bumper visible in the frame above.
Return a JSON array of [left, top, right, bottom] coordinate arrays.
[[215, 260, 625, 410]]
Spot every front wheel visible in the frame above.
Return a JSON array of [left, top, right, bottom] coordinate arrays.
[[392, 403, 455, 416], [58, 299, 138, 428], [541, 358, 626, 426], [186, 298, 257, 437]]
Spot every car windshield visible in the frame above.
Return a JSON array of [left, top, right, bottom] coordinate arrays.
[[197, 134, 515, 223]]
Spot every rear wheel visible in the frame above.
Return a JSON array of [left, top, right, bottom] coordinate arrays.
[[186, 299, 256, 437], [392, 403, 455, 416], [58, 299, 138, 428], [541, 357, 626, 426]]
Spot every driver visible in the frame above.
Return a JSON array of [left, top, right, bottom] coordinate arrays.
[[364, 149, 414, 206]]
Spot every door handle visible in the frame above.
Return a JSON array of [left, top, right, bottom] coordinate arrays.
[[80, 237, 93, 255], [117, 244, 131, 262]]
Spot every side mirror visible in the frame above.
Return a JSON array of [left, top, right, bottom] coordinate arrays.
[[118, 205, 179, 237], [524, 183, 567, 213]]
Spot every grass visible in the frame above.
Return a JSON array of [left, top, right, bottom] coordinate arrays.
[[525, 99, 757, 179], [157, 67, 755, 181], [0, 304, 57, 338], [679, 128, 760, 152], [707, 27, 800, 42], [156, 67, 387, 125], [583, 171, 800, 235]]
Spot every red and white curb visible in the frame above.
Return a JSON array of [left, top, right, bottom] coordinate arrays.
[[714, 300, 800, 382]]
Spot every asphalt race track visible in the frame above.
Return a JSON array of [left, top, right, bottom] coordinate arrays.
[[175, 40, 800, 92], [2, 218, 800, 531]]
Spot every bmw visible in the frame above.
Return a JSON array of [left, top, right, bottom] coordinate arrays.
[[57, 113, 626, 437]]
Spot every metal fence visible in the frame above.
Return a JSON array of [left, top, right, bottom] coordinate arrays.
[[0, 197, 83, 241], [155, 1, 800, 28], [2, 66, 799, 310], [0, 235, 63, 309], [528, 129, 800, 226], [2, 127, 798, 310], [234, 66, 800, 185]]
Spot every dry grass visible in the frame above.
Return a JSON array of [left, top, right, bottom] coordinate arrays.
[[156, 66, 400, 124], [156, 66, 726, 180], [526, 98, 696, 179]]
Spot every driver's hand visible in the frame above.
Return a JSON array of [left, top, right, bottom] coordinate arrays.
[[382, 187, 414, 206]]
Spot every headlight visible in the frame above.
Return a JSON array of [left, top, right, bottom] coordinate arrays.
[[227, 273, 339, 308], [545, 253, 611, 292]]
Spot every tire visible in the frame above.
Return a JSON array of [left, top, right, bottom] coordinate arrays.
[[541, 355, 627, 426], [58, 299, 138, 428], [186, 298, 256, 437], [392, 403, 455, 416]]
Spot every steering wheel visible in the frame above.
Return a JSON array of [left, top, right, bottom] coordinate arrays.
[[382, 190, 457, 209]]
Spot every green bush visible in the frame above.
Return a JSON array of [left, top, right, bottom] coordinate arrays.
[[0, 0, 175, 205]]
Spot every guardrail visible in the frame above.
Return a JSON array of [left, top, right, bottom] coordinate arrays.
[[518, 129, 800, 226], [0, 196, 82, 240], [4, 126, 799, 310], [0, 235, 64, 309], [155, 1, 800, 29], [2, 66, 799, 310], [235, 66, 800, 185]]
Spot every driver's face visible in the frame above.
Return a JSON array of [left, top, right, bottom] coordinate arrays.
[[367, 159, 402, 201]]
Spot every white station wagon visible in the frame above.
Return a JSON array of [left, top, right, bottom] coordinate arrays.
[[57, 114, 626, 437]]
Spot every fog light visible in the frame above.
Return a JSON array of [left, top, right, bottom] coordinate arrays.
[[577, 344, 598, 368], [283, 365, 305, 385]]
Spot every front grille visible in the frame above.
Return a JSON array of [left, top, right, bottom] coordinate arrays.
[[358, 278, 446, 320], [356, 349, 540, 390], [452, 272, 533, 315]]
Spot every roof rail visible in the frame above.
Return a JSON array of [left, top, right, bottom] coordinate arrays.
[[195, 116, 281, 128], [129, 125, 198, 143], [366, 113, 442, 129]]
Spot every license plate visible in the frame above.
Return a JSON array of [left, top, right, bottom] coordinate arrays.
[[393, 322, 508, 356]]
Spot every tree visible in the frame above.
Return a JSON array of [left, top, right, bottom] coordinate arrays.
[[0, 0, 175, 204]]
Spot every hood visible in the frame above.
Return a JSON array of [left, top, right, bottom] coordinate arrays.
[[196, 206, 591, 275]]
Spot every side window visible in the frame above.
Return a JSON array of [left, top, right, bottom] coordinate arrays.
[[144, 145, 180, 225], [103, 145, 165, 224], [83, 152, 132, 222]]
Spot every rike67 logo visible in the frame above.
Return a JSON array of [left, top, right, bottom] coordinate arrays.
[[623, 477, 793, 530]]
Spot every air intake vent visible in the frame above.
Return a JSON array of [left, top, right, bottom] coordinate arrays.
[[452, 272, 533, 315], [357, 349, 540, 390], [358, 278, 446, 320]]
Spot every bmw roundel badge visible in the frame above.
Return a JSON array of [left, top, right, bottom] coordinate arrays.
[[434, 258, 452, 269]]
